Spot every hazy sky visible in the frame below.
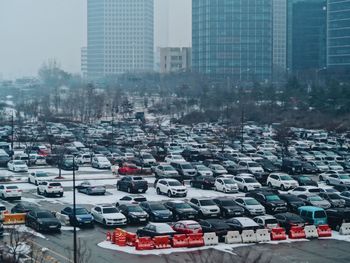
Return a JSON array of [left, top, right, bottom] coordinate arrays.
[[0, 0, 191, 79]]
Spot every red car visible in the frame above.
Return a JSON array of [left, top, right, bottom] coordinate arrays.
[[172, 220, 203, 235], [118, 163, 141, 175]]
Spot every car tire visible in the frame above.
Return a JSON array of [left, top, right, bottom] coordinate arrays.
[[156, 188, 161, 195], [1, 194, 5, 199], [244, 187, 248, 192], [222, 210, 227, 218], [167, 191, 172, 198], [281, 185, 286, 191], [268, 182, 272, 188], [319, 176, 324, 181], [326, 180, 330, 185], [102, 219, 106, 226], [35, 181, 38, 186], [37, 189, 41, 195], [174, 214, 180, 221], [59, 193, 63, 197], [44, 191, 48, 197]]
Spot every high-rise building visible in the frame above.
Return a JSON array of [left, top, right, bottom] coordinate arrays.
[[159, 47, 192, 73], [327, 0, 350, 70], [87, 0, 154, 80], [192, 0, 273, 82], [287, 0, 327, 72], [81, 47, 88, 79], [273, 0, 287, 78]]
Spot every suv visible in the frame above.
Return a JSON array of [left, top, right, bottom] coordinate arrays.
[[116, 176, 148, 193], [37, 182, 64, 197], [189, 198, 220, 218], [234, 197, 266, 216], [267, 173, 298, 190], [92, 156, 111, 169], [213, 198, 245, 218], [234, 175, 262, 192], [282, 158, 302, 174], [237, 161, 264, 175], [164, 200, 198, 220], [246, 191, 288, 214], [155, 179, 187, 197], [154, 164, 180, 179], [28, 171, 50, 185], [170, 162, 197, 179]]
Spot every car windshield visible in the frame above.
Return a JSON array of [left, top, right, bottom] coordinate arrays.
[[36, 172, 48, 177], [245, 178, 257, 183], [265, 219, 278, 224], [168, 181, 181, 186], [174, 203, 192, 209], [103, 207, 118, 213], [150, 204, 166, 210], [280, 175, 293, 181], [309, 196, 323, 201], [248, 163, 260, 167], [220, 200, 236, 206], [199, 200, 216, 206], [328, 194, 340, 199], [75, 208, 88, 215], [223, 179, 234, 184], [340, 174, 350, 179], [49, 183, 61, 187], [187, 223, 201, 229], [134, 197, 147, 202], [299, 177, 311, 182], [197, 166, 210, 171], [309, 188, 320, 193], [6, 186, 18, 189], [266, 195, 281, 201], [142, 154, 153, 159], [133, 177, 143, 181], [181, 164, 193, 169], [128, 206, 144, 212], [14, 160, 26, 165], [37, 212, 54, 218], [163, 166, 176, 171], [315, 211, 327, 218], [245, 199, 259, 205]]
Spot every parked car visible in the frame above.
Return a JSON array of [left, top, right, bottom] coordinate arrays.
[[225, 217, 262, 233], [298, 194, 332, 209], [289, 186, 321, 196], [28, 171, 50, 185], [274, 212, 306, 233], [319, 192, 346, 208], [118, 163, 141, 175], [246, 191, 288, 214], [338, 191, 350, 206], [234, 197, 266, 216], [0, 185, 22, 200], [139, 202, 173, 222], [7, 160, 28, 172], [278, 194, 306, 213], [60, 206, 94, 227], [326, 208, 350, 231], [298, 206, 327, 226], [291, 175, 318, 187], [198, 219, 230, 240], [172, 220, 203, 234], [154, 164, 180, 179], [58, 159, 79, 171], [11, 202, 39, 214], [116, 176, 148, 193], [213, 198, 245, 218], [115, 195, 147, 206], [253, 215, 279, 230], [189, 198, 221, 218], [190, 175, 215, 190], [92, 156, 111, 169], [76, 181, 106, 195], [214, 178, 239, 193], [25, 209, 61, 232], [118, 204, 149, 224], [282, 158, 302, 174], [75, 153, 91, 164], [155, 179, 187, 197], [37, 182, 63, 197], [91, 205, 127, 226], [325, 173, 350, 186], [194, 164, 213, 177], [234, 176, 262, 192], [267, 173, 299, 190], [164, 200, 198, 220], [136, 222, 176, 237], [170, 162, 197, 179], [208, 164, 227, 176]]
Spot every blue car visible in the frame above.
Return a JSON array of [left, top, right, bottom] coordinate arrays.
[[61, 206, 94, 227]]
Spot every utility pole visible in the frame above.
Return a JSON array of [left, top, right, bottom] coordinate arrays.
[[240, 107, 244, 152], [11, 111, 14, 152], [72, 157, 77, 263]]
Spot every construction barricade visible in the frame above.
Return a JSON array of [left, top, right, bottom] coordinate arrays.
[[241, 230, 257, 243], [135, 237, 154, 250], [270, 228, 287, 241], [115, 228, 127, 246], [203, 233, 218, 246], [289, 226, 306, 239], [256, 229, 271, 243], [187, 233, 205, 247], [126, 232, 137, 246], [153, 236, 171, 249], [172, 234, 189, 248], [304, 225, 318, 239], [317, 225, 332, 237], [339, 223, 350, 235], [2, 213, 26, 225], [225, 231, 242, 244]]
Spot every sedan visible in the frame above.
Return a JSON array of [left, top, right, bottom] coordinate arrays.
[[298, 194, 332, 209], [164, 200, 198, 220], [198, 219, 231, 240], [136, 223, 176, 238], [139, 202, 173, 222], [7, 160, 28, 172], [274, 212, 306, 233], [172, 220, 203, 234], [291, 175, 318, 187], [278, 194, 306, 213], [190, 175, 215, 190], [11, 202, 39, 214], [91, 205, 127, 226], [225, 217, 262, 234], [25, 209, 61, 232], [319, 193, 346, 208], [118, 204, 149, 224], [213, 198, 245, 218], [76, 181, 106, 195], [0, 185, 22, 200]]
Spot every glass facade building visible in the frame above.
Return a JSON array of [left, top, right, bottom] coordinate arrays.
[[287, 0, 327, 71], [192, 0, 273, 81], [273, 0, 287, 76], [327, 0, 350, 69], [87, 0, 154, 80]]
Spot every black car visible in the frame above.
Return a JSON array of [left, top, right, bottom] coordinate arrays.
[[118, 204, 149, 224], [333, 184, 350, 192], [225, 217, 262, 233], [0, 154, 10, 167], [282, 158, 302, 174], [25, 209, 61, 232], [246, 192, 288, 214], [139, 202, 173, 222], [326, 208, 350, 230], [274, 212, 306, 233], [190, 175, 215, 190], [58, 159, 79, 171], [182, 149, 201, 162], [198, 219, 231, 240], [319, 192, 346, 208], [0, 221, 4, 237], [116, 176, 148, 193], [213, 198, 245, 218], [136, 222, 176, 238], [278, 194, 306, 212], [11, 202, 39, 214], [300, 162, 319, 174], [164, 200, 198, 221], [292, 175, 318, 187], [257, 159, 280, 173]]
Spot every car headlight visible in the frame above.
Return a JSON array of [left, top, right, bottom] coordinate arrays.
[[202, 208, 209, 212], [77, 217, 82, 221]]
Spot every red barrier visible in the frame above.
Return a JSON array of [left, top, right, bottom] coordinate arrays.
[[153, 236, 171, 249], [317, 225, 332, 238], [172, 234, 189, 248], [187, 233, 205, 247], [270, 228, 287, 241], [115, 228, 127, 246], [126, 232, 137, 246], [106, 232, 111, 242], [135, 237, 154, 250], [289, 226, 306, 239]]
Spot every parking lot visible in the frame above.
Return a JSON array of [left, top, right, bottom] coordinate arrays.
[[1, 119, 350, 262]]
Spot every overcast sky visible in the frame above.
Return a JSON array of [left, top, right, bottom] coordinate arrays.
[[0, 0, 191, 79]]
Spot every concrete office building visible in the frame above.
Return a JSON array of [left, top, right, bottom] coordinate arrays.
[[87, 0, 154, 79], [159, 47, 192, 73]]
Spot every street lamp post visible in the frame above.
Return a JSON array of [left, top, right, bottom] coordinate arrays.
[[72, 157, 77, 263]]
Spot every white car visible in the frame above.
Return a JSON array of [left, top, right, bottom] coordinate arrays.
[[76, 153, 91, 164], [140, 153, 156, 165], [155, 179, 187, 197], [37, 181, 63, 197], [326, 161, 344, 172], [92, 156, 111, 169], [310, 161, 329, 172], [164, 155, 186, 163], [116, 195, 147, 206], [28, 171, 50, 185], [7, 160, 28, 172], [267, 173, 299, 190], [256, 151, 278, 161], [234, 176, 262, 192], [194, 165, 213, 177], [325, 173, 350, 186], [208, 164, 227, 176], [253, 215, 279, 230], [154, 164, 180, 178], [0, 185, 22, 200], [235, 197, 265, 216], [214, 178, 238, 193], [237, 161, 264, 174], [91, 205, 127, 226], [289, 186, 321, 196]]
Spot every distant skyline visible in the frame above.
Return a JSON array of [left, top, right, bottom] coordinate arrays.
[[0, 0, 191, 79]]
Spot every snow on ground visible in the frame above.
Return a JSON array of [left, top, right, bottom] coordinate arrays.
[[4, 225, 46, 239]]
